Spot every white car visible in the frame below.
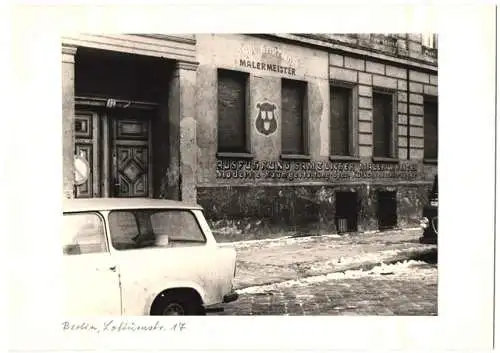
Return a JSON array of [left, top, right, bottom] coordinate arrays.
[[62, 198, 238, 316]]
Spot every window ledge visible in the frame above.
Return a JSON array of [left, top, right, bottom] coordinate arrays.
[[423, 158, 438, 165], [216, 152, 254, 159], [280, 154, 311, 161], [372, 157, 399, 164], [329, 155, 361, 162]]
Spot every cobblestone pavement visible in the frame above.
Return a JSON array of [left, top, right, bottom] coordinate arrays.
[[216, 261, 437, 316], [222, 228, 437, 289]]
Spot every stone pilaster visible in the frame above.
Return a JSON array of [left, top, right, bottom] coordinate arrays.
[[61, 45, 77, 199], [167, 61, 198, 203]]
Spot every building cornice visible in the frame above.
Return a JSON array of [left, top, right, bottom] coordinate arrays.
[[251, 33, 438, 73], [61, 45, 77, 64], [61, 34, 196, 63], [135, 34, 196, 46], [175, 60, 199, 71]]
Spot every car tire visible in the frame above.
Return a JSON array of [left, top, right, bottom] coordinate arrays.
[[152, 293, 206, 316]]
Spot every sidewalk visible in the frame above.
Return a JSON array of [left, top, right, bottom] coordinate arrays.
[[219, 228, 437, 290]]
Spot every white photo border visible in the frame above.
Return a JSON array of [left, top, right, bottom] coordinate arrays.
[[5, 3, 496, 351]]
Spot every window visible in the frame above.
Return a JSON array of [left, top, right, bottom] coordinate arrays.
[[281, 79, 308, 156], [108, 209, 206, 250], [335, 191, 358, 233], [62, 213, 107, 255], [424, 97, 438, 160], [422, 33, 438, 49], [372, 91, 395, 158], [377, 190, 398, 230], [217, 69, 248, 153], [330, 85, 353, 156]]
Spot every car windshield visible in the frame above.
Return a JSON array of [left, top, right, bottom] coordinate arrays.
[[108, 209, 206, 250]]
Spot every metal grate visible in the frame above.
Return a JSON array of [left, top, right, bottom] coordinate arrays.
[[337, 218, 348, 234]]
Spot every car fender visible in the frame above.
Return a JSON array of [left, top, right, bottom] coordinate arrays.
[[142, 280, 209, 315]]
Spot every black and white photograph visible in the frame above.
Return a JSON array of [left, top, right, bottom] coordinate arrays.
[[6, 4, 496, 352], [61, 33, 438, 316]]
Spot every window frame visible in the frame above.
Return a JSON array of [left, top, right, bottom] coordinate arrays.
[[280, 78, 310, 160], [107, 208, 207, 251], [216, 68, 253, 159], [329, 80, 360, 162], [371, 87, 398, 163], [422, 33, 438, 49], [62, 211, 110, 256], [423, 94, 438, 164]]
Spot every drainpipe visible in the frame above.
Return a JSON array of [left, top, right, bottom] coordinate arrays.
[[406, 67, 410, 160]]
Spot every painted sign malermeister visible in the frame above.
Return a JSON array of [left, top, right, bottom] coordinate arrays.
[[239, 44, 298, 76], [239, 60, 296, 75]]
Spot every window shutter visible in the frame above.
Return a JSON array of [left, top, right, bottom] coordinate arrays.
[[373, 92, 393, 158], [330, 86, 351, 156], [217, 70, 247, 153], [424, 99, 438, 159], [281, 80, 305, 155]]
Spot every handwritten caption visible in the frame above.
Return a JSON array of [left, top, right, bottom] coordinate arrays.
[[62, 320, 187, 333], [216, 160, 418, 181]]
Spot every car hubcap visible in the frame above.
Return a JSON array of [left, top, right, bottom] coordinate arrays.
[[163, 303, 185, 315], [431, 217, 438, 234]]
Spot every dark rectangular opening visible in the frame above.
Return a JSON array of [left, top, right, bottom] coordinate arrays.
[[424, 96, 438, 160], [75, 47, 170, 103], [372, 91, 394, 158], [281, 78, 307, 155], [377, 190, 398, 230], [330, 86, 352, 156], [335, 191, 358, 233], [217, 69, 249, 153]]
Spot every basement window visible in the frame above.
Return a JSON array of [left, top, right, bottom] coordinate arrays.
[[335, 191, 358, 234], [377, 190, 398, 230]]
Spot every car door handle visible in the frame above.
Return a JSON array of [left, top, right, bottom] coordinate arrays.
[[96, 265, 117, 272]]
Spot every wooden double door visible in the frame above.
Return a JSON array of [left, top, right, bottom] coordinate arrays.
[[74, 108, 153, 198]]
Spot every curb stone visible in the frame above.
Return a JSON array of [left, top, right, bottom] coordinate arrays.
[[218, 227, 422, 249]]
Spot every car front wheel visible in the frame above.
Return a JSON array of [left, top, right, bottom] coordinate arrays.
[[152, 293, 206, 316]]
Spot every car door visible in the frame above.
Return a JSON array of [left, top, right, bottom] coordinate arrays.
[[61, 212, 122, 316]]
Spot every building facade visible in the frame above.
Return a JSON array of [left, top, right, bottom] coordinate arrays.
[[62, 33, 438, 239]]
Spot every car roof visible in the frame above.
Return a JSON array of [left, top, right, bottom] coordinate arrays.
[[63, 198, 203, 213]]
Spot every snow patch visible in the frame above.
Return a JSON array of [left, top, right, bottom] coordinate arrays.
[[238, 260, 435, 294], [219, 232, 342, 249]]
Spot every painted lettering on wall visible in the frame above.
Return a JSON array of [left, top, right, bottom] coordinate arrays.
[[239, 59, 296, 76], [215, 160, 419, 181], [240, 44, 299, 67], [255, 102, 278, 136]]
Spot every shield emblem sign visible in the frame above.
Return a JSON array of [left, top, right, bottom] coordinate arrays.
[[255, 102, 278, 136]]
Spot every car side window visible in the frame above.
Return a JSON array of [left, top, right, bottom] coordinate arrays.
[[62, 213, 107, 255], [108, 211, 140, 250], [151, 210, 206, 244], [108, 209, 206, 250]]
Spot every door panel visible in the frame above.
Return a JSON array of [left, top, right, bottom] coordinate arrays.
[[73, 108, 154, 199], [74, 144, 93, 198], [116, 145, 149, 197], [62, 212, 121, 316], [111, 117, 152, 198], [74, 112, 100, 198], [63, 254, 122, 316]]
